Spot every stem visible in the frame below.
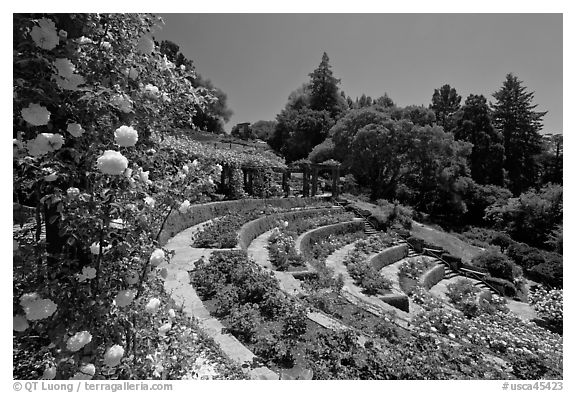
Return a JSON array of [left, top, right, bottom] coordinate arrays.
[[154, 205, 174, 242]]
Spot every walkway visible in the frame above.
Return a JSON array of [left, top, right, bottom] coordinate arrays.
[[161, 222, 278, 380]]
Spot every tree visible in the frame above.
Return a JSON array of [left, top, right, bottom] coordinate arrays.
[[271, 108, 334, 163], [537, 133, 563, 186], [492, 73, 546, 195], [454, 94, 505, 186], [430, 84, 461, 131], [392, 105, 436, 126], [251, 120, 277, 141], [308, 52, 345, 118], [374, 93, 395, 108]]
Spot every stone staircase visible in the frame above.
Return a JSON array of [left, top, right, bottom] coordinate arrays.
[[363, 220, 377, 235]]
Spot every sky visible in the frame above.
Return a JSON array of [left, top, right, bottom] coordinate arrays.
[[154, 13, 563, 134]]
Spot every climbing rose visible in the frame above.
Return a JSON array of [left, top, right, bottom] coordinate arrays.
[[97, 150, 128, 175], [109, 218, 125, 229], [144, 196, 155, 208], [26, 133, 63, 156], [149, 249, 165, 267], [44, 172, 58, 182], [23, 298, 57, 321], [158, 323, 172, 336], [178, 200, 190, 214], [67, 123, 84, 137], [70, 363, 95, 380], [20, 292, 40, 307], [13, 315, 29, 332], [115, 290, 136, 308], [145, 298, 161, 314], [55, 74, 85, 91], [54, 58, 75, 78], [30, 18, 59, 50], [111, 94, 133, 113], [144, 84, 159, 98], [66, 187, 80, 198], [139, 170, 150, 184], [103, 345, 125, 367], [41, 366, 57, 380], [77, 267, 97, 282], [114, 125, 138, 147], [90, 242, 110, 255], [136, 35, 154, 55], [21, 103, 51, 126], [66, 331, 92, 352]]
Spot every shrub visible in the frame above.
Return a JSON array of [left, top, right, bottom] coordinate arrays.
[[398, 257, 435, 281], [471, 249, 520, 282], [529, 287, 563, 333], [282, 303, 308, 339], [227, 303, 260, 343]]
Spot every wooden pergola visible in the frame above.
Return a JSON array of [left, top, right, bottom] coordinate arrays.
[[218, 160, 341, 199]]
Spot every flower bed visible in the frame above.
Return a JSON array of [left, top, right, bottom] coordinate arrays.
[[298, 221, 364, 259]]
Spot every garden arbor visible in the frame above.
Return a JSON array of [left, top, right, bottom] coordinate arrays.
[[217, 161, 341, 199]]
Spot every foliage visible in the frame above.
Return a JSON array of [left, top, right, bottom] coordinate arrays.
[[471, 249, 521, 282], [492, 73, 546, 195], [429, 84, 461, 131], [453, 94, 505, 186], [267, 229, 304, 271], [308, 137, 335, 163], [251, 120, 277, 141], [529, 286, 562, 333], [398, 257, 435, 281]]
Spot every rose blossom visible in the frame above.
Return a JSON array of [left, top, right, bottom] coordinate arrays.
[[21, 103, 51, 126], [54, 58, 75, 78], [30, 18, 59, 50], [158, 323, 172, 336], [114, 290, 136, 308], [103, 345, 125, 367], [145, 298, 161, 314], [67, 123, 85, 137], [114, 125, 138, 147], [97, 150, 128, 175], [66, 330, 92, 352], [41, 366, 57, 380], [178, 200, 190, 214], [13, 315, 29, 332], [149, 249, 165, 267], [23, 298, 57, 321], [136, 35, 154, 55]]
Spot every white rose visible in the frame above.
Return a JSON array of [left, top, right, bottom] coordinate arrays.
[[70, 363, 95, 380], [144, 84, 159, 98], [41, 366, 57, 380], [23, 298, 57, 321], [128, 67, 139, 80], [149, 249, 165, 267], [191, 159, 199, 168], [145, 298, 161, 314], [139, 170, 150, 183], [111, 94, 133, 113], [13, 315, 29, 332], [66, 330, 92, 352], [158, 323, 172, 336], [182, 165, 189, 174], [90, 242, 110, 255], [44, 172, 58, 182], [136, 35, 154, 55], [67, 123, 84, 137], [144, 196, 155, 208], [101, 41, 112, 50], [77, 266, 97, 282], [20, 292, 40, 307], [103, 345, 124, 367], [30, 18, 59, 50], [54, 58, 75, 78], [109, 218, 124, 229], [77, 36, 93, 45], [115, 290, 136, 308], [178, 200, 190, 214], [21, 103, 51, 126], [180, 64, 186, 71], [168, 309, 176, 319], [26, 133, 63, 156], [55, 74, 85, 91], [97, 150, 128, 175], [114, 125, 138, 147]]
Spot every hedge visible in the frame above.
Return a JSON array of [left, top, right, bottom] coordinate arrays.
[[237, 207, 341, 250], [419, 264, 445, 290], [368, 244, 409, 271], [158, 196, 329, 245], [380, 294, 410, 312], [298, 221, 364, 258]]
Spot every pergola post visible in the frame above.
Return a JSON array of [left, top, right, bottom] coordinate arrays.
[[311, 166, 319, 197], [332, 167, 340, 199], [242, 168, 248, 194], [247, 169, 254, 195], [282, 171, 290, 197], [303, 167, 310, 197]]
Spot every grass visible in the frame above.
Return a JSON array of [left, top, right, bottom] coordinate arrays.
[[411, 222, 485, 263]]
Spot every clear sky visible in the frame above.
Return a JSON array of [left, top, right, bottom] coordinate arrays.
[[154, 14, 562, 135]]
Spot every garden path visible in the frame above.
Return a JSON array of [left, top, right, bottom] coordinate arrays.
[[160, 223, 279, 380], [325, 242, 413, 328]]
